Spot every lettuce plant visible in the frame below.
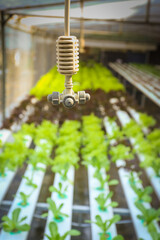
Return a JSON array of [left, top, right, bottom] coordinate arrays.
[[136, 202, 160, 240], [128, 170, 151, 204], [147, 129, 160, 155], [52, 163, 70, 181], [136, 202, 160, 225], [86, 215, 121, 240], [1, 208, 30, 233], [122, 120, 142, 138], [109, 144, 134, 163], [30, 62, 124, 100], [49, 182, 68, 199], [130, 182, 153, 203], [42, 198, 68, 221], [139, 113, 156, 128], [28, 149, 52, 171], [95, 192, 118, 211], [16, 191, 32, 206], [106, 118, 124, 141], [140, 155, 160, 177], [82, 154, 110, 172], [34, 120, 57, 146], [45, 221, 80, 240], [2, 139, 30, 170], [23, 173, 38, 189], [15, 123, 36, 142], [94, 170, 119, 190], [135, 202, 160, 232]]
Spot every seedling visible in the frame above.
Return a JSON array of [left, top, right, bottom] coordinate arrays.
[[0, 208, 30, 233], [83, 154, 110, 172], [135, 202, 160, 226], [129, 171, 153, 202], [23, 171, 38, 188], [16, 191, 33, 206], [42, 198, 68, 222], [86, 215, 121, 240], [130, 183, 153, 203], [45, 221, 80, 240], [52, 163, 70, 181], [49, 182, 68, 199], [94, 170, 119, 190], [95, 192, 118, 211]]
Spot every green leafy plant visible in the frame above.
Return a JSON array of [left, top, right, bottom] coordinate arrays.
[[106, 118, 124, 141], [45, 221, 80, 240], [135, 202, 160, 240], [49, 182, 68, 199], [0, 208, 30, 233], [109, 144, 134, 163], [0, 153, 7, 177], [2, 139, 30, 171], [147, 129, 160, 155], [129, 171, 153, 202], [0, 139, 2, 148], [42, 198, 68, 221], [52, 163, 70, 181], [139, 113, 156, 128], [140, 155, 160, 177], [135, 202, 160, 226], [28, 149, 52, 171], [34, 120, 57, 146], [122, 120, 142, 138], [131, 183, 153, 203], [86, 215, 121, 240], [15, 123, 36, 142], [16, 191, 33, 206], [95, 192, 118, 211], [94, 170, 119, 190], [30, 62, 124, 100], [23, 173, 38, 189]]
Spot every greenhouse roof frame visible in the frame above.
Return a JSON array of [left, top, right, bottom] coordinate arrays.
[[0, 0, 100, 11]]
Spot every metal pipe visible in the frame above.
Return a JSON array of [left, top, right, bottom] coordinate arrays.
[[1, 11, 6, 122], [6, 12, 160, 26], [65, 0, 70, 36]]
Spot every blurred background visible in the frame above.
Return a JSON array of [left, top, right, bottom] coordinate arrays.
[[0, 0, 160, 120]]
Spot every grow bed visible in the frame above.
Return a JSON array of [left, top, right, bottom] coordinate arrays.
[[0, 104, 159, 240], [0, 63, 160, 240]]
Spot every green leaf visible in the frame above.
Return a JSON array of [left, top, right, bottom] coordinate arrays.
[[12, 208, 21, 223], [18, 224, 30, 231], [49, 222, 57, 238], [108, 179, 119, 186], [112, 235, 124, 240]]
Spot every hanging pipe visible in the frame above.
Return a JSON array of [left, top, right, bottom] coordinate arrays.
[[48, 0, 90, 108]]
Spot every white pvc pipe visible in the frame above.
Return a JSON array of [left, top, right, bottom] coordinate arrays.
[[116, 110, 160, 200], [44, 167, 74, 240], [88, 165, 117, 240]]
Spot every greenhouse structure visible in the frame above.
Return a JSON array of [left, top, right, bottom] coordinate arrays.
[[0, 0, 160, 240]]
